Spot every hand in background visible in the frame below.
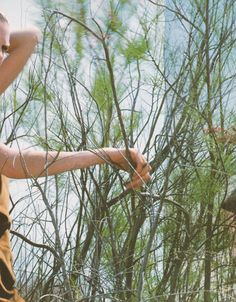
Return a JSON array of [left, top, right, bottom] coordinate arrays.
[[204, 127, 236, 143]]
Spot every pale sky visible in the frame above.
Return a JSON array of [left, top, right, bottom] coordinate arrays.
[[0, 0, 37, 29]]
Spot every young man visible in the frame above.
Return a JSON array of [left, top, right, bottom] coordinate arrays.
[[0, 13, 151, 301]]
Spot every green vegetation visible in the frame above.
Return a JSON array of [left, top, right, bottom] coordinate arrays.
[[2, 0, 236, 301]]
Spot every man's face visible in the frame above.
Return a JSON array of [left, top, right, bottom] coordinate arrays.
[[0, 21, 10, 65]]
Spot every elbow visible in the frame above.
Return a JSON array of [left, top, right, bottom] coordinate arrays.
[[8, 27, 42, 54], [33, 27, 43, 43], [0, 147, 21, 179], [27, 26, 43, 46]]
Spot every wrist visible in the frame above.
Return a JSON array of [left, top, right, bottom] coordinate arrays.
[[104, 147, 125, 164], [92, 148, 124, 166]]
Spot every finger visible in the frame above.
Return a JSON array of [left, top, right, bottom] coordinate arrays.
[[132, 164, 152, 181], [125, 173, 151, 188], [126, 180, 147, 190], [131, 171, 151, 188], [126, 181, 141, 190], [129, 149, 145, 171], [126, 173, 151, 189], [134, 154, 145, 174]]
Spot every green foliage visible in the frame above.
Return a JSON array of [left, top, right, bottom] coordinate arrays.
[[10, 0, 236, 301], [111, 111, 142, 143], [108, 10, 123, 32], [106, 0, 131, 33], [73, 0, 87, 57], [120, 37, 148, 63], [91, 69, 113, 114]]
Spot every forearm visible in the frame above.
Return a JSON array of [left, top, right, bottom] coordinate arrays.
[[0, 143, 151, 188], [1, 147, 123, 179], [0, 27, 41, 94]]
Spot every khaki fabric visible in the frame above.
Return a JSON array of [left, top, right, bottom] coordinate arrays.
[[0, 176, 25, 302]]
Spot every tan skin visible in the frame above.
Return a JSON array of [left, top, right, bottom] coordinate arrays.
[[0, 20, 151, 190]]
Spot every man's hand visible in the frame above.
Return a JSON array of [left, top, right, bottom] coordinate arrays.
[[107, 148, 152, 190]]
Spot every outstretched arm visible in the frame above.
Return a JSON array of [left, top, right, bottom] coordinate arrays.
[[0, 24, 151, 189], [0, 27, 41, 94], [0, 144, 151, 189]]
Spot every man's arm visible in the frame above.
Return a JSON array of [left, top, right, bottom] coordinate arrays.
[[0, 144, 151, 189], [0, 27, 41, 94]]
